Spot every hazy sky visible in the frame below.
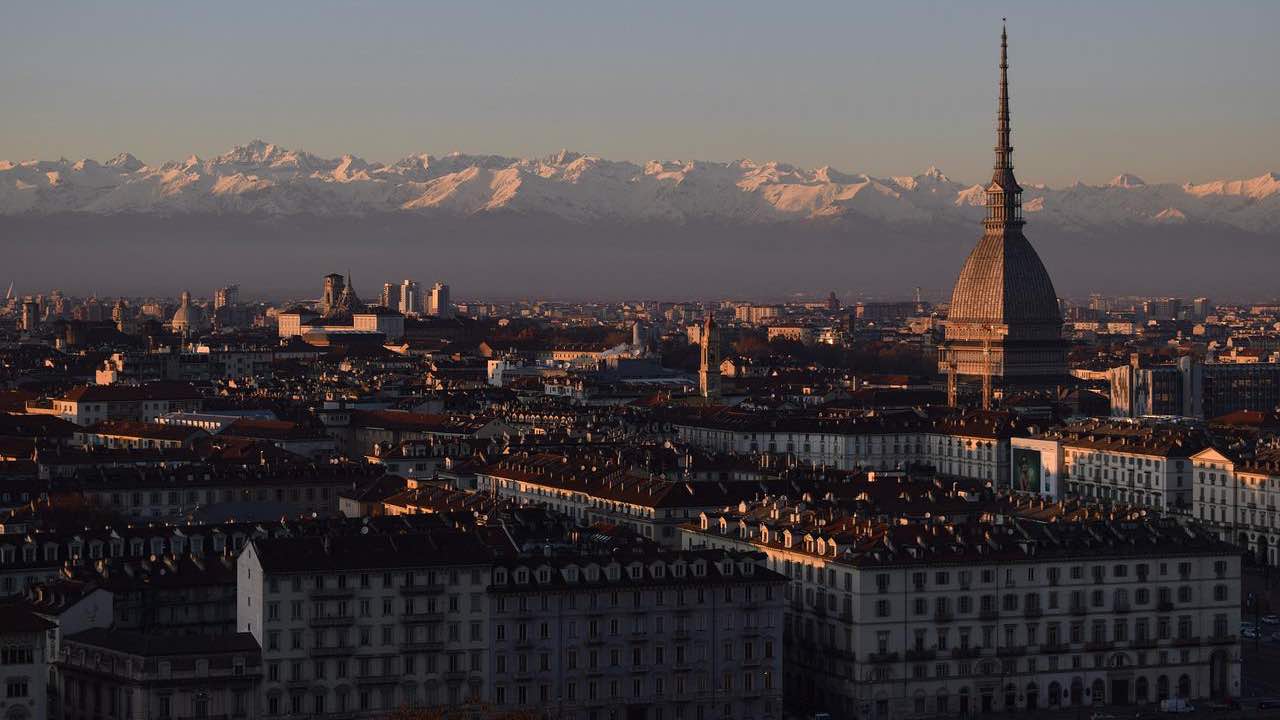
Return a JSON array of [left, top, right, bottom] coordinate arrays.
[[4, 0, 1277, 187]]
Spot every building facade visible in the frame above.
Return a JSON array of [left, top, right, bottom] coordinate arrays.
[[685, 504, 1242, 719], [237, 532, 495, 717], [1192, 445, 1280, 566], [488, 549, 786, 720]]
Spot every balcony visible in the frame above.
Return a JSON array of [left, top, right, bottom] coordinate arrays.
[[308, 615, 355, 628], [867, 651, 899, 664], [399, 583, 446, 596], [934, 609, 954, 623], [950, 647, 982, 659], [400, 610, 446, 622], [1039, 642, 1068, 654], [1173, 636, 1201, 647], [443, 670, 468, 682], [905, 649, 936, 662], [827, 647, 856, 661], [312, 644, 357, 657], [1131, 637, 1158, 649], [1085, 641, 1114, 652], [1024, 606, 1043, 619], [1207, 634, 1238, 645], [1113, 602, 1131, 614], [996, 646, 1026, 658], [308, 588, 355, 600], [979, 609, 999, 621], [1157, 600, 1174, 612], [1069, 604, 1088, 616], [401, 639, 444, 652]]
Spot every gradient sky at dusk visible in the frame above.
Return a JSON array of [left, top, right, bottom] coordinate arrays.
[[4, 0, 1277, 187]]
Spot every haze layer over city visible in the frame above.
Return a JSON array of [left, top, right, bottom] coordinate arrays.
[[3, 3, 1280, 720]]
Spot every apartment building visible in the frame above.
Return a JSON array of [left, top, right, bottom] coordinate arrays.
[[0, 604, 54, 720], [684, 498, 1241, 720], [670, 408, 1024, 484], [1013, 420, 1207, 511], [236, 531, 497, 717], [42, 383, 204, 426], [477, 452, 824, 547], [59, 462, 381, 520], [488, 548, 786, 720], [1192, 443, 1280, 566], [58, 630, 262, 720]]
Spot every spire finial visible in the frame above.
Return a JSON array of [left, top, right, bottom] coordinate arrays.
[[997, 20, 1010, 168]]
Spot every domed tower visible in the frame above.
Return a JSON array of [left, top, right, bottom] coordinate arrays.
[[171, 290, 202, 337], [940, 23, 1065, 406]]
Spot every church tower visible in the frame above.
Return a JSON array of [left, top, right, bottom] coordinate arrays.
[[940, 23, 1066, 405], [698, 312, 722, 402]]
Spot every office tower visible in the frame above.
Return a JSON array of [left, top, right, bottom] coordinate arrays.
[[214, 285, 239, 310], [430, 282, 452, 318], [400, 280, 421, 316]]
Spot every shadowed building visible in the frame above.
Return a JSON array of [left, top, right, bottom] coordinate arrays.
[[698, 312, 721, 401], [940, 25, 1066, 405]]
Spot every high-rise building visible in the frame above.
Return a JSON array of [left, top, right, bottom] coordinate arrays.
[[399, 279, 421, 316], [429, 282, 452, 318], [214, 284, 239, 310], [380, 282, 397, 311], [698, 312, 721, 401], [20, 300, 39, 332], [1193, 296, 1212, 320], [1143, 297, 1183, 321], [939, 25, 1066, 404]]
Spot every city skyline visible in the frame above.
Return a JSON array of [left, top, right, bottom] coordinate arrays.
[[3, 11, 1280, 719]]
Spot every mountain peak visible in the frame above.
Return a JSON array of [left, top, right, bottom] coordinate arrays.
[[219, 139, 284, 165], [922, 165, 950, 182], [105, 152, 144, 171], [1108, 173, 1146, 188], [547, 149, 583, 165]]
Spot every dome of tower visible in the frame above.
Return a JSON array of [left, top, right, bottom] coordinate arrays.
[[171, 290, 202, 333], [947, 233, 1060, 325]]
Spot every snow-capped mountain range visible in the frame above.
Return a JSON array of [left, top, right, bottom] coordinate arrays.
[[3, 140, 1278, 232]]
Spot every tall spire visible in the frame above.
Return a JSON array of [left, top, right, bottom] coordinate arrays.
[[986, 19, 1023, 230], [996, 21, 1011, 172]]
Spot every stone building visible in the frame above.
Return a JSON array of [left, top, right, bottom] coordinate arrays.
[[685, 499, 1242, 719], [938, 25, 1065, 403]]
